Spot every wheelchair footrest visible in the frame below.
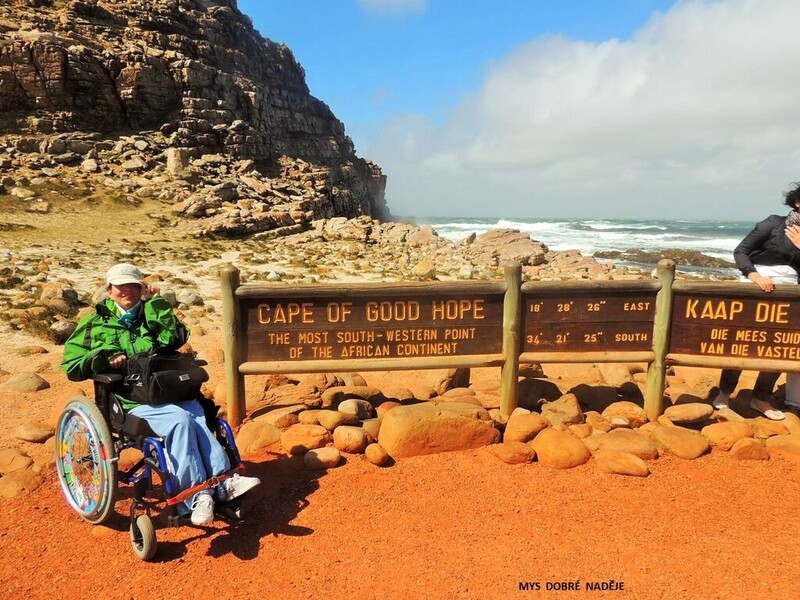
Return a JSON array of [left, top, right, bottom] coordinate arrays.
[[166, 463, 245, 506]]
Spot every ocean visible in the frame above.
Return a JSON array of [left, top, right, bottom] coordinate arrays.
[[417, 217, 755, 276]]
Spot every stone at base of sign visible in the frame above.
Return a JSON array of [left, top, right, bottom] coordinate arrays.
[[540, 394, 584, 426], [378, 401, 500, 459], [601, 401, 648, 429], [236, 420, 282, 454], [593, 450, 650, 477], [337, 398, 375, 419], [782, 411, 800, 434], [700, 422, 754, 451], [765, 435, 800, 459], [587, 429, 658, 461], [333, 425, 373, 454], [488, 442, 536, 465], [568, 423, 593, 439], [365, 443, 389, 466], [280, 424, 332, 455], [360, 418, 382, 440], [530, 428, 591, 469], [663, 403, 714, 424], [304, 447, 341, 470], [584, 411, 612, 433], [729, 437, 769, 460], [752, 418, 789, 439], [322, 386, 383, 409], [316, 410, 360, 431], [651, 425, 710, 460], [376, 401, 401, 419], [15, 422, 53, 443], [503, 413, 550, 444]]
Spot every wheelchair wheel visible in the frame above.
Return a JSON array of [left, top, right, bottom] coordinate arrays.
[[55, 396, 117, 524], [130, 514, 157, 561]]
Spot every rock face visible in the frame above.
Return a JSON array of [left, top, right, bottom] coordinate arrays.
[[0, 0, 389, 235]]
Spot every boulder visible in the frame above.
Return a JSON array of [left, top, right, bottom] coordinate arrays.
[[378, 401, 500, 459], [376, 401, 402, 418], [765, 435, 800, 460], [540, 393, 584, 426], [650, 425, 710, 459], [729, 437, 769, 460], [298, 410, 322, 425], [568, 423, 593, 439], [488, 442, 536, 464], [0, 448, 34, 475], [259, 383, 321, 409], [235, 420, 282, 454], [0, 372, 50, 393], [253, 405, 302, 430], [701, 422, 754, 451], [365, 443, 390, 466], [531, 428, 590, 469], [316, 410, 360, 431], [15, 422, 54, 443], [663, 403, 714, 424], [597, 364, 633, 387], [280, 424, 332, 455], [304, 447, 341, 470], [593, 450, 650, 477], [0, 469, 45, 498], [321, 385, 383, 408], [488, 409, 509, 431], [361, 418, 382, 440], [752, 418, 789, 440], [591, 428, 658, 460], [601, 401, 648, 428], [332, 426, 372, 454], [503, 413, 550, 444], [432, 368, 471, 395], [584, 411, 611, 433], [338, 399, 375, 419]]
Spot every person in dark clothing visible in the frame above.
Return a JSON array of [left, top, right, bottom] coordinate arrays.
[[713, 182, 800, 420]]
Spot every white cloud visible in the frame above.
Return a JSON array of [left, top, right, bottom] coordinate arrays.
[[357, 0, 427, 17], [367, 0, 800, 220]]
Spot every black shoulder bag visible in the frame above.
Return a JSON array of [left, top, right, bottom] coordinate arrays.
[[125, 347, 209, 406]]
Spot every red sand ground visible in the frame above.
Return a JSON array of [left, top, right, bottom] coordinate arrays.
[[2, 422, 799, 599], [1, 331, 798, 599]]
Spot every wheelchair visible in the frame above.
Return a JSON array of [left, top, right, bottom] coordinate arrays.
[[54, 371, 244, 561]]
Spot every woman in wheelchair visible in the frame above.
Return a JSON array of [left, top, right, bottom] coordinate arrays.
[[60, 263, 260, 527]]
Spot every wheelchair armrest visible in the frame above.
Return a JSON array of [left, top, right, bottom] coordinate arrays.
[[91, 373, 124, 385]]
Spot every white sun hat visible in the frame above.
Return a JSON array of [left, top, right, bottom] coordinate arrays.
[[106, 263, 144, 286]]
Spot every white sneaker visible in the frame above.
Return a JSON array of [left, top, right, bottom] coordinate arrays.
[[190, 492, 214, 525], [218, 474, 261, 502]]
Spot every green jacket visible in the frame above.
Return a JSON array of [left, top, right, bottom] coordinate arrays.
[[61, 297, 189, 410]]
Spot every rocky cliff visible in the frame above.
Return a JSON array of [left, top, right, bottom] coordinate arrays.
[[0, 0, 389, 236]]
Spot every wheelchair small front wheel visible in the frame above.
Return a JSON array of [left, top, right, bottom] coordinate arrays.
[[130, 514, 157, 561], [55, 396, 117, 524]]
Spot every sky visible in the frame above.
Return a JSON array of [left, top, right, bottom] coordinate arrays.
[[237, 0, 800, 221]]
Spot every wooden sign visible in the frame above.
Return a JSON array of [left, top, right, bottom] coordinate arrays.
[[522, 290, 657, 353], [670, 289, 800, 360], [242, 293, 504, 362]]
